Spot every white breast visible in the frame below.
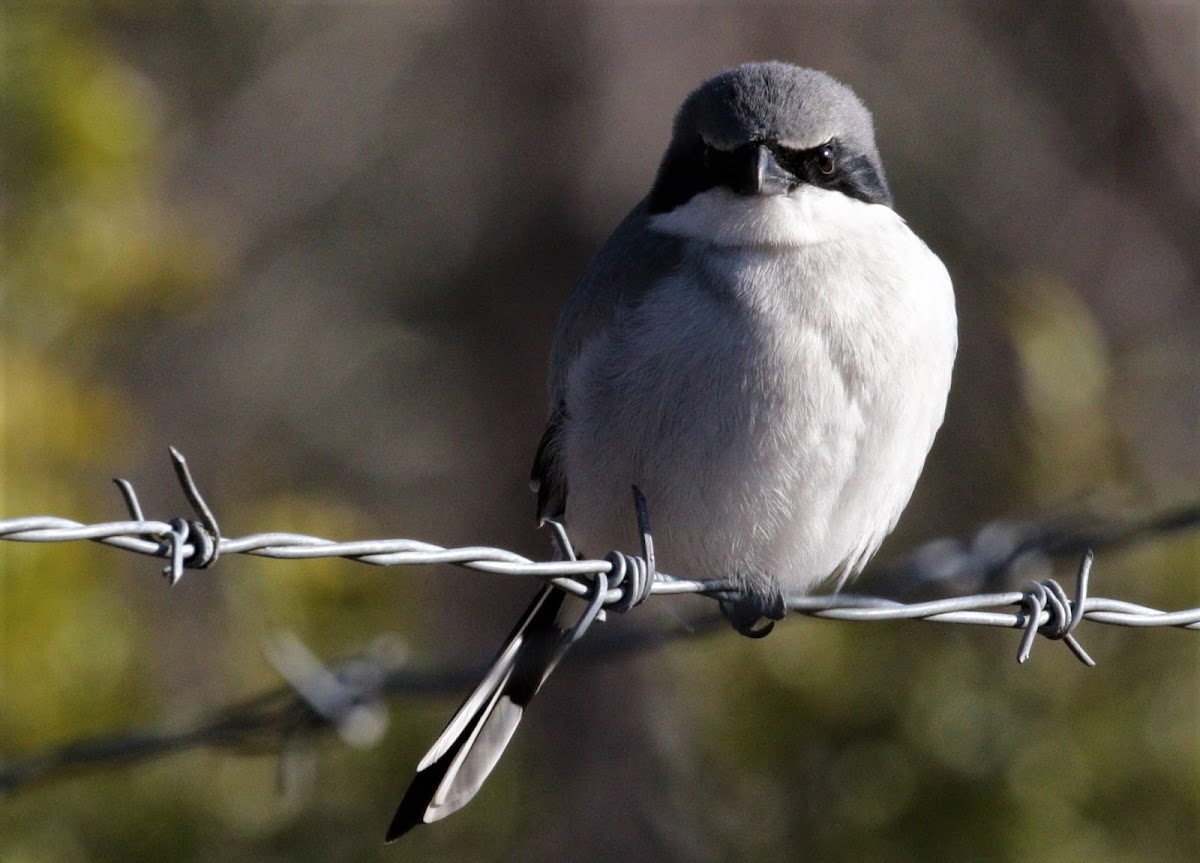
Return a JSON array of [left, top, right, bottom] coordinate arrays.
[[562, 186, 957, 598]]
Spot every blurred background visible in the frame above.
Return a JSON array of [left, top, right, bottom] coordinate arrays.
[[1, 2, 1197, 861]]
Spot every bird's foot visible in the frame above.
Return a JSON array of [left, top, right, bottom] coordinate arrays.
[[719, 587, 787, 638]]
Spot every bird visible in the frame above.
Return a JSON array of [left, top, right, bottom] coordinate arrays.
[[386, 61, 957, 841]]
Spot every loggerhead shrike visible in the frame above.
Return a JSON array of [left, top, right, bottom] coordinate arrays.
[[387, 61, 957, 841]]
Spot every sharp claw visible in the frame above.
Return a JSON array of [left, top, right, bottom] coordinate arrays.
[[718, 587, 786, 638]]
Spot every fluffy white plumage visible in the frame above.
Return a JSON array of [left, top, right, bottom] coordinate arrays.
[[563, 184, 956, 598]]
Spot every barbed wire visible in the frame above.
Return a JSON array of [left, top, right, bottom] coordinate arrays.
[[2, 449, 1197, 640], [0, 613, 729, 796], [0, 448, 1197, 795]]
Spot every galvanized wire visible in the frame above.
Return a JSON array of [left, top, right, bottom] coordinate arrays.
[[0, 449, 1196, 795], [5, 507, 1196, 600], [5, 506, 1199, 631], [0, 449, 1196, 646]]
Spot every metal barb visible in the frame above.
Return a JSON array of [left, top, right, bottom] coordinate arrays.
[[632, 485, 657, 596], [543, 518, 615, 625], [602, 551, 642, 613], [593, 488, 658, 614], [112, 478, 145, 522], [1062, 551, 1097, 666], [168, 446, 221, 568], [164, 518, 190, 585], [1016, 550, 1096, 666], [265, 631, 389, 749], [544, 519, 577, 562], [565, 571, 609, 648]]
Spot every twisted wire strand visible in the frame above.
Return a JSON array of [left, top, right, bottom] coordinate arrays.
[[0, 450, 1196, 795], [1, 514, 1196, 630]]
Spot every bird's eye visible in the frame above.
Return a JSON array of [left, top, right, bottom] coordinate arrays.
[[816, 144, 836, 176]]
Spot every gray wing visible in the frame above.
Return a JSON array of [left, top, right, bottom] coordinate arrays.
[[530, 201, 683, 522]]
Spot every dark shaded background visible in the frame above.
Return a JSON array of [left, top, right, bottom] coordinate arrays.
[[1, 2, 1196, 861]]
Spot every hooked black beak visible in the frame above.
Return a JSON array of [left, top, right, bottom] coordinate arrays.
[[733, 143, 794, 197]]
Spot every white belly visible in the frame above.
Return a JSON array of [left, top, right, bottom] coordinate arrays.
[[562, 199, 956, 598]]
